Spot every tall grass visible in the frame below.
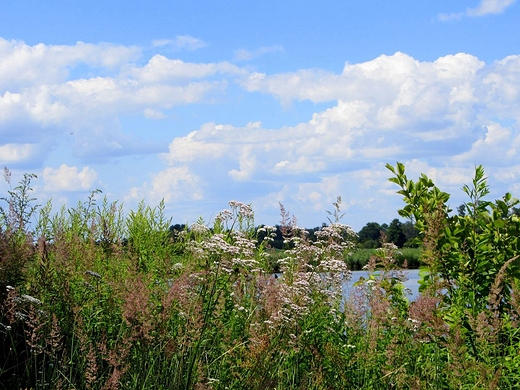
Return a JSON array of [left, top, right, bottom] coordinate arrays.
[[1, 168, 520, 389]]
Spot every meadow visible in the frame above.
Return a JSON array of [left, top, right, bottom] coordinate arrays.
[[1, 164, 520, 389]]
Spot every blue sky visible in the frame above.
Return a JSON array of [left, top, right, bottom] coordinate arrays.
[[1, 0, 519, 230]]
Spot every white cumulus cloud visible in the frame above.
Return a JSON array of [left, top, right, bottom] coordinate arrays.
[[0, 143, 38, 163], [0, 39, 247, 164], [154, 51, 520, 227], [126, 166, 203, 204], [43, 164, 98, 191]]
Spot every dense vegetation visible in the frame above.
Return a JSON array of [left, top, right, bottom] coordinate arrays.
[[1, 164, 520, 389]]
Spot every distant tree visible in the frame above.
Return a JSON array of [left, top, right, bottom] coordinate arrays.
[[358, 222, 382, 247], [362, 239, 379, 249], [401, 220, 419, 247], [386, 218, 406, 248], [457, 204, 466, 217]]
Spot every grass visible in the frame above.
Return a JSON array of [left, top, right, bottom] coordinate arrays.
[[1, 171, 519, 389], [346, 247, 423, 270]]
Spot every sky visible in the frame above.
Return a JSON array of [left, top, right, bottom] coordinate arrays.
[[1, 0, 520, 231]]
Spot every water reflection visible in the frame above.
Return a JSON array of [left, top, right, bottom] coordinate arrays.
[[344, 269, 421, 301]]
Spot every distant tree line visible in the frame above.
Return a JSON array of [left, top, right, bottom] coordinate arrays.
[[168, 219, 418, 251], [356, 218, 418, 249]]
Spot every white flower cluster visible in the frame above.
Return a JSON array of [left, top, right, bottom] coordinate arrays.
[[407, 317, 421, 332], [267, 223, 354, 328], [188, 230, 260, 274], [190, 222, 210, 235], [215, 209, 233, 222], [228, 200, 254, 219], [18, 294, 43, 305]]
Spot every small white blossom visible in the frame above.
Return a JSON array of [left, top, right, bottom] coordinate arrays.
[[85, 270, 101, 279], [172, 263, 184, 271], [21, 295, 42, 305]]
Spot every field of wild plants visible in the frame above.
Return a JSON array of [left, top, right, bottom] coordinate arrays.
[[1, 163, 520, 389]]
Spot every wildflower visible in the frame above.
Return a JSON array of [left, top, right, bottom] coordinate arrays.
[[0, 324, 12, 332], [190, 222, 209, 234], [407, 317, 421, 332], [15, 311, 28, 321], [215, 209, 233, 222], [21, 294, 42, 305], [172, 263, 183, 271], [85, 270, 102, 279]]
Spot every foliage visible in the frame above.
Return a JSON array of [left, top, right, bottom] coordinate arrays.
[[356, 218, 417, 249], [387, 162, 520, 361], [1, 166, 520, 389], [357, 222, 382, 246], [386, 219, 407, 248]]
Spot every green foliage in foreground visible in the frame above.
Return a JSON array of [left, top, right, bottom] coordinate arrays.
[[1, 164, 520, 389]]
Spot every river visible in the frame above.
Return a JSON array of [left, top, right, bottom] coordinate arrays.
[[344, 269, 421, 301]]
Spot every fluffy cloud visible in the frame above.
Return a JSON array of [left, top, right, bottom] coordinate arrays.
[[0, 143, 39, 163], [126, 166, 203, 204], [126, 55, 243, 83], [454, 122, 519, 165], [157, 51, 520, 226], [2, 40, 520, 228], [168, 52, 504, 182], [0, 39, 245, 164], [0, 39, 140, 91], [43, 164, 98, 191]]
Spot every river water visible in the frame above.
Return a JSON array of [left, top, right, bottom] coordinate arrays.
[[344, 269, 421, 301]]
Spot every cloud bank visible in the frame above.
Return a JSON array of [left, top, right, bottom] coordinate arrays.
[[1, 38, 520, 227]]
